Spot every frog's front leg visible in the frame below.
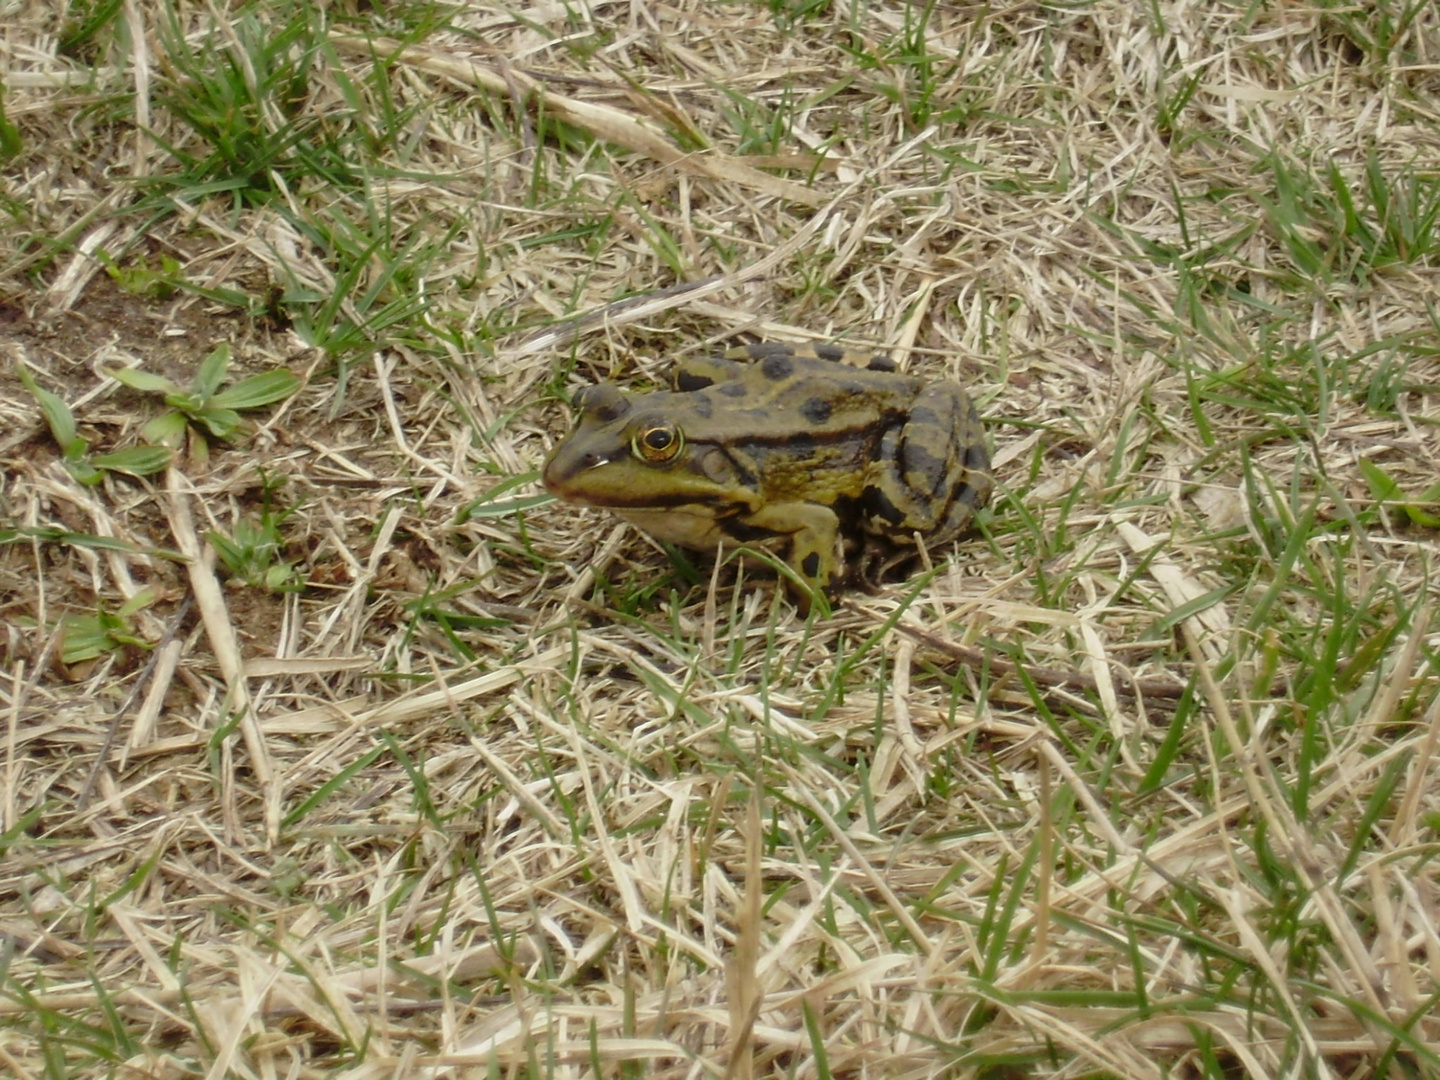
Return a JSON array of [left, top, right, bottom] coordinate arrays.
[[720, 501, 843, 605], [864, 382, 991, 540]]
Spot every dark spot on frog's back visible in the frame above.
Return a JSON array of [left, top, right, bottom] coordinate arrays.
[[720, 381, 748, 398], [800, 397, 832, 424], [761, 353, 794, 381], [814, 343, 844, 362], [676, 371, 714, 392]]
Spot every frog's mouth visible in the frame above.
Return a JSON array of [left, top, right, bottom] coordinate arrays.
[[543, 448, 733, 512]]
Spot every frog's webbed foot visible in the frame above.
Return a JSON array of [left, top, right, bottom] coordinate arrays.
[[847, 540, 918, 594]]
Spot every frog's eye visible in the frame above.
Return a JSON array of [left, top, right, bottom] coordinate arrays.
[[632, 420, 683, 462]]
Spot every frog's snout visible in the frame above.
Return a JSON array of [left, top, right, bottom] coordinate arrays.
[[542, 435, 615, 500]]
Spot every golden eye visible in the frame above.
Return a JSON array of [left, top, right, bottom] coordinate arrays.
[[632, 420, 683, 462]]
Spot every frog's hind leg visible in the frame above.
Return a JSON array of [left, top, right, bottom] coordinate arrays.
[[865, 382, 991, 544], [935, 442, 992, 539]]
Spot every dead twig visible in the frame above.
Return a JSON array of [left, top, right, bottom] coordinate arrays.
[[76, 596, 193, 811]]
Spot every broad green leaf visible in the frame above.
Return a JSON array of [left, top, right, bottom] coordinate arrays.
[[187, 430, 211, 467], [107, 626, 150, 649], [64, 459, 105, 486], [0, 82, 20, 161], [196, 343, 232, 399], [1360, 460, 1440, 527], [264, 564, 300, 591], [1405, 482, 1440, 528], [1357, 457, 1401, 502], [117, 587, 159, 619], [1403, 504, 1440, 529], [209, 369, 301, 410], [108, 367, 181, 395], [18, 366, 78, 448], [208, 531, 244, 571], [196, 407, 243, 439], [143, 410, 189, 448], [40, 391, 80, 448], [90, 446, 173, 477], [60, 615, 114, 664]]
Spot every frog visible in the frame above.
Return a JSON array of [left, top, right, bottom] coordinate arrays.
[[542, 342, 992, 606]]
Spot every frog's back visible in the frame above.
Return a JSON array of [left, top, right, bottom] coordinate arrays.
[[676, 343, 925, 444]]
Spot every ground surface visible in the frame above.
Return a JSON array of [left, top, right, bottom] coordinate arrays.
[[3, 2, 1440, 1078]]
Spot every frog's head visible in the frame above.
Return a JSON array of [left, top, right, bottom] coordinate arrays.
[[543, 383, 728, 509]]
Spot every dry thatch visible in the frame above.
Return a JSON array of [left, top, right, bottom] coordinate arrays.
[[3, 1, 1440, 1076]]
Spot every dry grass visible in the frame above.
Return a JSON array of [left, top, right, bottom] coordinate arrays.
[[3, 1, 1440, 1077]]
